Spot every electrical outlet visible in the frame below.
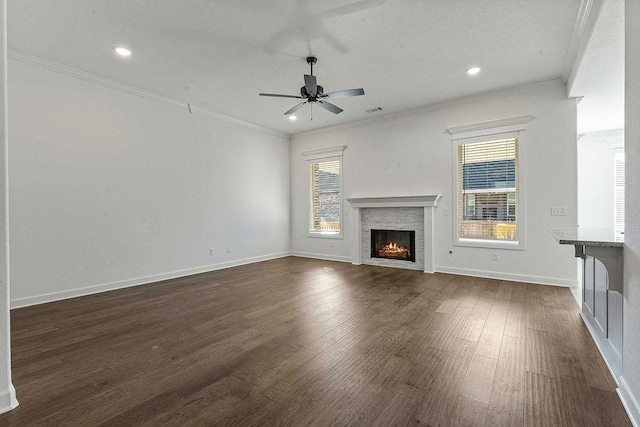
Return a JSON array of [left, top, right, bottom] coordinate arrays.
[[492, 253, 499, 261], [227, 245, 232, 253], [209, 248, 214, 255], [442, 208, 449, 216], [551, 207, 567, 216]]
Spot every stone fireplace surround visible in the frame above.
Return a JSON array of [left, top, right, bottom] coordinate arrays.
[[346, 195, 442, 273]]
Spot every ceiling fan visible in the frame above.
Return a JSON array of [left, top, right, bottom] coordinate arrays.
[[259, 56, 365, 116]]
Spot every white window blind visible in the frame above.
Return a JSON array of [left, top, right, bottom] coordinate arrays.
[[614, 147, 625, 235], [309, 159, 341, 234], [457, 137, 519, 242]]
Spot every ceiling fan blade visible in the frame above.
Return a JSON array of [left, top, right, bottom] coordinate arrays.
[[320, 88, 365, 99], [259, 93, 304, 99], [304, 74, 317, 96], [317, 100, 343, 114], [284, 101, 307, 115]]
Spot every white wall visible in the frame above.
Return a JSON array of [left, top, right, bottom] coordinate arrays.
[[577, 129, 623, 229], [8, 59, 291, 307], [0, 0, 18, 413], [621, 1, 640, 423], [291, 83, 578, 286]]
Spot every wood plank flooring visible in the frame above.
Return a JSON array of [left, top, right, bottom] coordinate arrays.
[[0, 257, 630, 426]]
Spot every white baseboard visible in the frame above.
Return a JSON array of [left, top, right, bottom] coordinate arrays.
[[619, 376, 640, 427], [290, 251, 352, 263], [434, 265, 579, 288], [0, 384, 18, 415], [10, 252, 291, 309], [570, 286, 582, 308], [580, 311, 622, 382]]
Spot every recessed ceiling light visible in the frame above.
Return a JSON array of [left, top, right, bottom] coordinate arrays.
[[467, 66, 481, 75], [113, 46, 132, 57], [288, 115, 297, 121]]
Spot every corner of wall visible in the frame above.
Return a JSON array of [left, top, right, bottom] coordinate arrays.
[[0, 384, 18, 415]]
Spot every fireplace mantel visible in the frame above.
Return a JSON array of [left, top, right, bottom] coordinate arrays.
[[345, 195, 441, 209], [346, 195, 442, 273]]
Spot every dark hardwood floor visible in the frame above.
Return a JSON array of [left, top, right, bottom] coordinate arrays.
[[0, 257, 630, 426]]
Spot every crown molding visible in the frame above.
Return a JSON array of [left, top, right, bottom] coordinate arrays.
[[562, 0, 605, 90], [7, 49, 288, 139], [292, 78, 564, 140]]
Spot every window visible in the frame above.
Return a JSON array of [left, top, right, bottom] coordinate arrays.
[[309, 159, 341, 234], [454, 134, 524, 248], [614, 147, 624, 236], [447, 116, 533, 249], [303, 145, 345, 237]]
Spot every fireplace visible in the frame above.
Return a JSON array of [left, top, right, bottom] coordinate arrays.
[[346, 195, 441, 272], [371, 229, 416, 262]]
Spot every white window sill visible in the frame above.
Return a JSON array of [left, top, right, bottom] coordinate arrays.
[[454, 238, 525, 251], [308, 232, 343, 240]]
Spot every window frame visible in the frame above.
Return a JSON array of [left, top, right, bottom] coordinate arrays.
[[451, 130, 528, 251], [303, 145, 346, 239]]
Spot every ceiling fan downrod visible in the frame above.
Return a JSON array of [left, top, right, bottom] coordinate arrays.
[[307, 56, 317, 76]]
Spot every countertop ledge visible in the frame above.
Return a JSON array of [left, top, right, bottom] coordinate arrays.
[[550, 228, 624, 248]]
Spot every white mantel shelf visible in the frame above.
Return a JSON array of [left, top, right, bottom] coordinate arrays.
[[345, 195, 442, 208], [347, 195, 442, 273]]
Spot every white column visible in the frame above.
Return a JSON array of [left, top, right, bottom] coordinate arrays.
[[0, 0, 18, 413], [423, 206, 435, 273], [351, 207, 362, 265]]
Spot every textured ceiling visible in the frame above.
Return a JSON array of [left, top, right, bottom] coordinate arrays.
[[8, 0, 584, 135]]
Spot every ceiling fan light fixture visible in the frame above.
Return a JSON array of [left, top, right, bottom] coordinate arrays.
[[113, 45, 132, 57], [289, 115, 297, 121], [466, 66, 481, 75]]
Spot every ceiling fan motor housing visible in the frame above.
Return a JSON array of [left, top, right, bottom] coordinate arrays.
[[301, 85, 324, 99]]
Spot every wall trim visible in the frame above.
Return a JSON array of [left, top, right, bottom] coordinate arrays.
[[445, 115, 536, 138], [434, 265, 579, 288], [10, 252, 291, 309], [302, 145, 346, 160], [7, 49, 288, 140], [290, 251, 352, 263], [618, 376, 640, 427], [293, 78, 564, 139], [286, 254, 579, 287], [0, 384, 18, 415]]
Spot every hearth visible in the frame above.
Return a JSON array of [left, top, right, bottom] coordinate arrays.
[[371, 229, 416, 262]]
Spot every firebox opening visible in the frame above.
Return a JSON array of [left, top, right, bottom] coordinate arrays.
[[371, 229, 416, 262]]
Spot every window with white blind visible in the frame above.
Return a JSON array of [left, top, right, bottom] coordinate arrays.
[[614, 147, 625, 236], [454, 134, 524, 249], [303, 145, 345, 238]]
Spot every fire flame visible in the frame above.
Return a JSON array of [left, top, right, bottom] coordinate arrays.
[[379, 242, 411, 259]]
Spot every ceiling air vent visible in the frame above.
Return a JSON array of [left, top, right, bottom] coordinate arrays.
[[365, 107, 383, 113]]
